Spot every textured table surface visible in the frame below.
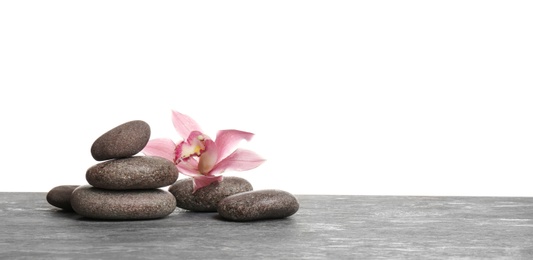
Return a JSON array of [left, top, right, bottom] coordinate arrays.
[[1, 193, 533, 259]]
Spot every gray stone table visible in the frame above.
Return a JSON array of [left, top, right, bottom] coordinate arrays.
[[1, 193, 533, 259]]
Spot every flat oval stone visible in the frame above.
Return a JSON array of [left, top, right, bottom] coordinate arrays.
[[91, 120, 150, 161], [46, 185, 79, 211], [217, 189, 299, 221], [169, 177, 253, 212], [86, 156, 179, 190], [70, 185, 176, 220]]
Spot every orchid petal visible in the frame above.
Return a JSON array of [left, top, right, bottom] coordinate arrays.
[[215, 130, 254, 163], [141, 138, 176, 162], [210, 149, 265, 176], [179, 170, 203, 178], [198, 139, 218, 174], [191, 175, 224, 193], [176, 158, 200, 176], [187, 131, 208, 143], [172, 110, 202, 139]]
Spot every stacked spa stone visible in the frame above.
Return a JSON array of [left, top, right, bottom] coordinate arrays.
[[48, 120, 178, 220]]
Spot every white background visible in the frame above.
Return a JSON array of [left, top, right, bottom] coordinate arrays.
[[1, 1, 532, 196]]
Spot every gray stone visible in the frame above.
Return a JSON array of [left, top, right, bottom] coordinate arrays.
[[91, 120, 151, 161], [70, 185, 176, 220], [46, 185, 79, 211], [86, 156, 178, 190], [217, 189, 299, 221], [169, 176, 253, 212]]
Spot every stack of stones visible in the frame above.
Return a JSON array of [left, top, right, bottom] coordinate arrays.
[[47, 120, 178, 220], [47, 120, 300, 222]]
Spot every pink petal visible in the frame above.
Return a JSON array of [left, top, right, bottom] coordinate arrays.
[[191, 175, 224, 193], [198, 139, 218, 174], [179, 170, 202, 178], [176, 158, 201, 176], [141, 138, 176, 162], [172, 110, 203, 140], [209, 149, 265, 176], [178, 171, 205, 178], [215, 130, 254, 163], [186, 130, 208, 143]]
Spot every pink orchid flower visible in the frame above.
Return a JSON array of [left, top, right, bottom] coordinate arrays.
[[142, 110, 265, 192]]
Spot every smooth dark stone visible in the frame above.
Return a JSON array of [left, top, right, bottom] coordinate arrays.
[[91, 120, 151, 161], [46, 185, 79, 211], [217, 189, 299, 221], [70, 185, 176, 220], [169, 176, 253, 212], [86, 156, 178, 190]]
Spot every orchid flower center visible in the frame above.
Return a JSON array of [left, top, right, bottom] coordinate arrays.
[[174, 131, 219, 175], [175, 133, 206, 162]]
